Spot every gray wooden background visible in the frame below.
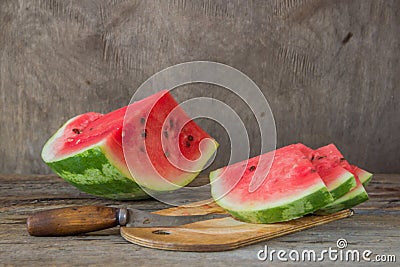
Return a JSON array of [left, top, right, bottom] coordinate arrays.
[[0, 0, 399, 174]]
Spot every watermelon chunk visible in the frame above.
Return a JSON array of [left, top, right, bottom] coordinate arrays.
[[42, 90, 218, 200], [292, 143, 357, 200], [210, 146, 333, 223], [313, 144, 369, 214]]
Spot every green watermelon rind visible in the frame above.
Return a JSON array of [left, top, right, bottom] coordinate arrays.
[[46, 146, 150, 200], [328, 173, 356, 200], [315, 185, 369, 215], [213, 185, 334, 224], [42, 116, 148, 200], [357, 169, 373, 186]]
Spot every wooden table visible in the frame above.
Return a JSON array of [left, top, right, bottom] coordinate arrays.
[[1, 174, 398, 266]]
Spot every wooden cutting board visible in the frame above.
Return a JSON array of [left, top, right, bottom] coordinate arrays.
[[120, 200, 353, 252]]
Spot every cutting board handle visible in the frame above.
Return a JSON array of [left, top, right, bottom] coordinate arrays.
[[27, 206, 119, 236]]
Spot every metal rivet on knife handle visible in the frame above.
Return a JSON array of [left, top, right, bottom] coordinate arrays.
[[118, 208, 128, 226]]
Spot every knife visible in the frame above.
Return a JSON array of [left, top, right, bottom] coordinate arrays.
[[27, 205, 228, 236]]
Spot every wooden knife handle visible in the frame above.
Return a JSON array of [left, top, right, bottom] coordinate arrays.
[[27, 206, 119, 236]]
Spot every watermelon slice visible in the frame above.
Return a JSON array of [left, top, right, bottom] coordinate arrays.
[[42, 90, 218, 200], [210, 145, 333, 223], [313, 144, 369, 214], [291, 143, 357, 200], [351, 165, 373, 186], [316, 175, 368, 214]]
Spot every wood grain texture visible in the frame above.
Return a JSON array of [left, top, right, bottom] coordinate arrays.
[[0, 0, 399, 174], [27, 205, 119, 236], [121, 206, 353, 252], [0, 174, 399, 266]]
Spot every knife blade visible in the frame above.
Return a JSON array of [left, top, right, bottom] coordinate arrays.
[[124, 208, 227, 228], [27, 205, 228, 236]]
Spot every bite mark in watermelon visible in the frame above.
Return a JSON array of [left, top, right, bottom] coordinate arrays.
[[291, 143, 357, 200], [312, 144, 369, 214], [210, 146, 333, 223], [42, 90, 218, 199]]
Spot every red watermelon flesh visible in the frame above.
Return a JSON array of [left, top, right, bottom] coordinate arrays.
[[313, 144, 362, 186], [313, 144, 352, 169], [123, 90, 218, 191], [314, 145, 373, 186], [290, 143, 313, 157], [48, 110, 121, 161], [305, 143, 356, 200], [210, 145, 333, 223]]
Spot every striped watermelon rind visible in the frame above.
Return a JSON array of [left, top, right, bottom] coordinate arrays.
[[42, 116, 149, 200], [46, 147, 149, 200], [322, 167, 356, 200], [352, 166, 373, 186], [315, 184, 369, 215], [213, 181, 333, 223]]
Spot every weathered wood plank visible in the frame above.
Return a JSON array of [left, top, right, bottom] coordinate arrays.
[[0, 214, 398, 266], [0, 174, 399, 265], [0, 0, 399, 175]]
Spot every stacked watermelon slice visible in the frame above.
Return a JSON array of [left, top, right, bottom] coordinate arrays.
[[210, 143, 372, 223]]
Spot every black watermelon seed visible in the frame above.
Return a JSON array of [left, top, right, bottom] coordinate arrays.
[[188, 135, 194, 141], [317, 156, 326, 160], [140, 117, 145, 124], [249, 166, 256, 172], [185, 141, 191, 147], [169, 119, 174, 128], [340, 157, 345, 161], [72, 128, 81, 134], [310, 155, 315, 161], [163, 131, 169, 138], [310, 169, 317, 173], [141, 129, 147, 138]]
